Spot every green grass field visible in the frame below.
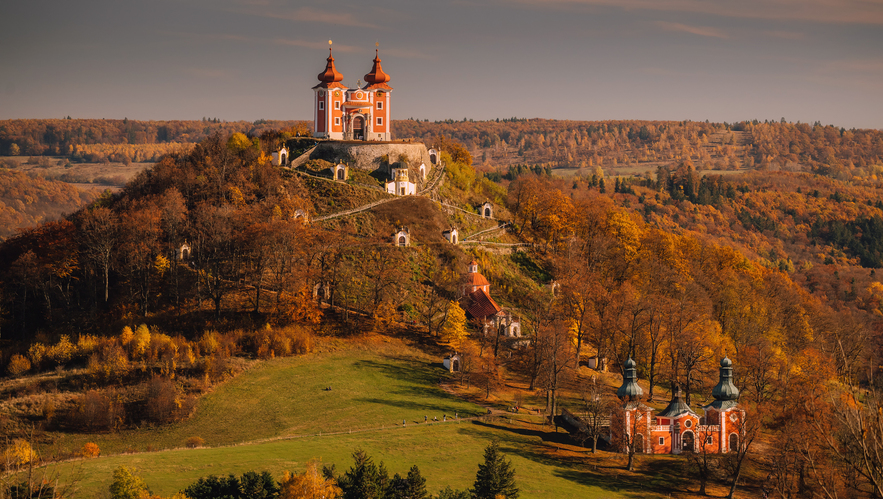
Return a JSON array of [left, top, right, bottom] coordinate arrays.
[[39, 340, 679, 498]]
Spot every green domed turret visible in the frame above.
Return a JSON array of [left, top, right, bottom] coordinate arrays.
[[711, 356, 739, 401], [617, 357, 643, 401]]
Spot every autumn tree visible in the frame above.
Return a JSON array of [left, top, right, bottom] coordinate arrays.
[[440, 301, 468, 348], [279, 462, 341, 499], [79, 206, 118, 304]]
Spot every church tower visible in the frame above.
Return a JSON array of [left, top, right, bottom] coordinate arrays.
[[313, 41, 346, 140], [361, 45, 392, 141]]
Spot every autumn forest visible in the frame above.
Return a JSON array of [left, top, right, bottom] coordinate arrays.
[[2, 118, 883, 498]]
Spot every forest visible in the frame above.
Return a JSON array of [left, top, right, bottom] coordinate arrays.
[[1, 121, 883, 497]]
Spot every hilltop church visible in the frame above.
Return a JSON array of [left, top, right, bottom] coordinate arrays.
[[313, 42, 392, 141]]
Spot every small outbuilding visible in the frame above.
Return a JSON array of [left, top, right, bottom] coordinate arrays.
[[333, 162, 349, 181], [443, 227, 459, 245], [272, 146, 289, 166], [443, 353, 462, 373], [175, 242, 191, 261], [393, 226, 410, 247], [480, 201, 493, 219]]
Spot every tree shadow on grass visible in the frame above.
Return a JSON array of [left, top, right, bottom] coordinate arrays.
[[458, 420, 686, 498], [350, 358, 484, 416]]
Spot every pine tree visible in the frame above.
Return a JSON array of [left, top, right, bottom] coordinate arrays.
[[338, 449, 389, 499], [388, 465, 428, 499], [472, 441, 519, 499]]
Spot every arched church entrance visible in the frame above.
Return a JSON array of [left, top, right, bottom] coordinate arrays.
[[682, 431, 695, 453], [353, 116, 365, 140]]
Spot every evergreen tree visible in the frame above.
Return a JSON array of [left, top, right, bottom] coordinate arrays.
[[472, 441, 519, 499], [338, 449, 389, 499], [388, 465, 427, 499]]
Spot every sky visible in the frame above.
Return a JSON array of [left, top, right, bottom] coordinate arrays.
[[1, 0, 882, 129]]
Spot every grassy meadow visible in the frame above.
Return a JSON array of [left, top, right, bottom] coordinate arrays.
[[28, 337, 697, 498]]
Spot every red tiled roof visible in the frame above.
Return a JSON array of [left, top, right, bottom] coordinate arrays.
[[463, 289, 502, 320], [312, 81, 347, 90], [364, 82, 393, 91], [462, 272, 490, 287]]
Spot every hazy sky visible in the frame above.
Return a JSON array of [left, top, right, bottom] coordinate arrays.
[[2, 0, 882, 129]]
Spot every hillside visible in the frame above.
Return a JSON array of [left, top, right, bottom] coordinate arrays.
[[0, 169, 98, 240], [1, 127, 882, 498]]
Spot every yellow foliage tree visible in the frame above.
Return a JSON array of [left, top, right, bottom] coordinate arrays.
[[4, 439, 38, 466], [441, 301, 468, 348], [132, 324, 151, 359], [372, 300, 397, 333], [279, 461, 342, 499], [227, 132, 251, 152]]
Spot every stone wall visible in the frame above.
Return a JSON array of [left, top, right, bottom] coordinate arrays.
[[306, 141, 430, 174]]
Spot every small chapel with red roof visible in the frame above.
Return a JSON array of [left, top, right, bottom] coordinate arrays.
[[460, 260, 522, 338], [313, 41, 392, 141]]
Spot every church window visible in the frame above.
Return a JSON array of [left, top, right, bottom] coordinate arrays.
[[729, 433, 739, 451], [334, 101, 340, 110], [706, 436, 713, 445], [377, 101, 383, 110], [658, 437, 664, 445], [319, 101, 325, 110], [684, 419, 693, 428], [335, 117, 340, 125], [377, 117, 383, 126]]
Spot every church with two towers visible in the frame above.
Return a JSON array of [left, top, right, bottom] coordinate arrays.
[[312, 42, 392, 142]]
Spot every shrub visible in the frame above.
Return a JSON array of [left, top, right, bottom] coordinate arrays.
[[82, 442, 100, 458], [185, 436, 205, 449], [47, 335, 75, 366], [27, 343, 46, 369], [4, 439, 38, 467], [71, 389, 124, 432], [198, 331, 220, 356], [7, 354, 31, 376]]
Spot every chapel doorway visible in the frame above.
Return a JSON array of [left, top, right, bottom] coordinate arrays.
[[682, 431, 695, 453], [353, 116, 365, 140]]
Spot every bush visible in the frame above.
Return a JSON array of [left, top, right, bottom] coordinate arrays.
[[185, 436, 205, 449], [46, 335, 75, 366], [82, 442, 100, 458], [71, 389, 124, 432], [7, 354, 31, 376], [27, 343, 46, 370], [4, 439, 38, 468]]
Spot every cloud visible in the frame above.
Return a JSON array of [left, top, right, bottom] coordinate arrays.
[[503, 0, 883, 25], [242, 6, 380, 29], [656, 21, 728, 39]]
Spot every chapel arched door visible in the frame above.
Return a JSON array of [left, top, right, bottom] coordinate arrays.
[[682, 431, 695, 453], [353, 116, 365, 140]]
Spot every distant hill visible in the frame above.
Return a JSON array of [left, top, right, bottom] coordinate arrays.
[[0, 169, 98, 240]]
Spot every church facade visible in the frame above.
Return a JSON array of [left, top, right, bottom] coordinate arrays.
[[613, 357, 744, 454], [313, 43, 392, 142]]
